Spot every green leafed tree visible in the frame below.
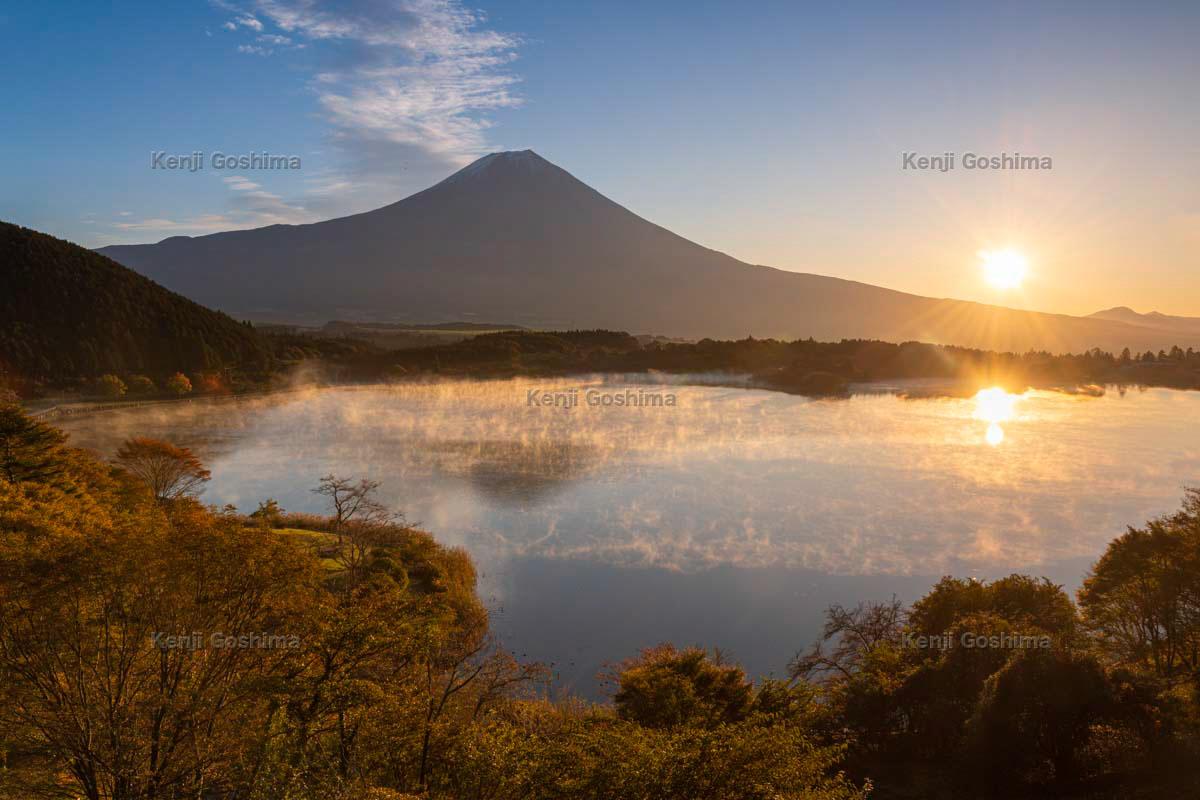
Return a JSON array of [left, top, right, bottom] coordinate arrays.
[[1079, 489, 1200, 680], [965, 648, 1117, 790]]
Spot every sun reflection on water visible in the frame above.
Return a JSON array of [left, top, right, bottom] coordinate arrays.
[[973, 387, 1022, 446]]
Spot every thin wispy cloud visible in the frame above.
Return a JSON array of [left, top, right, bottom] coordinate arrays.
[[223, 0, 522, 172], [241, 14, 264, 29], [253, 0, 523, 215], [223, 175, 261, 192], [223, 174, 315, 224], [101, 0, 523, 243], [112, 177, 316, 239], [113, 215, 241, 234]]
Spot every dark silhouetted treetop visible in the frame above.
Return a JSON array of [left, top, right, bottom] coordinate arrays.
[[0, 403, 69, 487]]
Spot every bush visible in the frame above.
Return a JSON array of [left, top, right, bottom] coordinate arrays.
[[97, 374, 127, 398], [278, 512, 337, 533], [165, 372, 192, 396], [127, 375, 156, 395], [249, 498, 285, 528], [438, 702, 867, 800], [191, 372, 225, 394], [613, 645, 755, 730]]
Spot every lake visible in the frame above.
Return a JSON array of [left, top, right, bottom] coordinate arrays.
[[57, 376, 1200, 696]]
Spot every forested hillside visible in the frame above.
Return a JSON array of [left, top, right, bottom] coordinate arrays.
[[0, 222, 273, 383]]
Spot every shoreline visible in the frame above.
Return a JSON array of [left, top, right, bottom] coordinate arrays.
[[26, 370, 1198, 424]]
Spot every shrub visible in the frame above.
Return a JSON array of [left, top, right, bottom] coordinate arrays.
[[165, 372, 192, 396], [249, 498, 285, 528], [127, 375, 156, 395], [97, 374, 127, 398], [191, 372, 225, 394]]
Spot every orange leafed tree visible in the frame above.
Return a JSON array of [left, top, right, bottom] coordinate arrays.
[[115, 437, 211, 501]]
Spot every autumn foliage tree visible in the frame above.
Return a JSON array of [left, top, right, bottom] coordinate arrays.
[[613, 645, 756, 729], [115, 436, 211, 501], [165, 372, 192, 396], [0, 409, 550, 799], [0, 495, 321, 800]]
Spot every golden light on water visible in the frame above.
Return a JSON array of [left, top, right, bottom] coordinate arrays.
[[978, 249, 1028, 290], [984, 422, 1004, 446], [973, 386, 1022, 446]]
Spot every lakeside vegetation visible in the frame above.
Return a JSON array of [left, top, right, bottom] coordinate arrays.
[[2, 403, 1200, 798], [13, 328, 1200, 425], [311, 328, 1200, 396]]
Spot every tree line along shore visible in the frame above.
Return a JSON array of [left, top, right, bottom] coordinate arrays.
[[10, 328, 1200, 405]]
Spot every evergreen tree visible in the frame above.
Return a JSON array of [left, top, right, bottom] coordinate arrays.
[[0, 404, 68, 486]]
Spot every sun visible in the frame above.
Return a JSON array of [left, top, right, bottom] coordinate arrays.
[[978, 249, 1028, 290]]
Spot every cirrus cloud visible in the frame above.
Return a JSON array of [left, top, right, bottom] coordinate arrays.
[[108, 0, 523, 245], [224, 0, 522, 172]]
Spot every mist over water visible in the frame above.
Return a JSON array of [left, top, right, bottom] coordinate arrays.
[[59, 377, 1200, 695]]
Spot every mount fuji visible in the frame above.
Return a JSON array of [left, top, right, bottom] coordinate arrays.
[[98, 151, 1197, 354]]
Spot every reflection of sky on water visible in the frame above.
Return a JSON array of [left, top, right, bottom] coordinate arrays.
[[60, 378, 1200, 694], [486, 556, 1097, 698], [62, 377, 1200, 576]]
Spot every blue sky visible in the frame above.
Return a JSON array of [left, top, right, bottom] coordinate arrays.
[[2, 0, 1198, 315]]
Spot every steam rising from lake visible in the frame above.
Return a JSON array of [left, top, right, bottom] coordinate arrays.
[[60, 376, 1200, 578]]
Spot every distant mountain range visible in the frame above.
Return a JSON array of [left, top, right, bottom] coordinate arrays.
[[99, 151, 1199, 354], [0, 221, 271, 381], [1088, 307, 1200, 341]]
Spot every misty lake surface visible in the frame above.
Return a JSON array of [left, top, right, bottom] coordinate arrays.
[[59, 377, 1200, 696]]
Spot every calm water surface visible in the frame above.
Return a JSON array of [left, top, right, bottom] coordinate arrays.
[[59, 377, 1200, 695]]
